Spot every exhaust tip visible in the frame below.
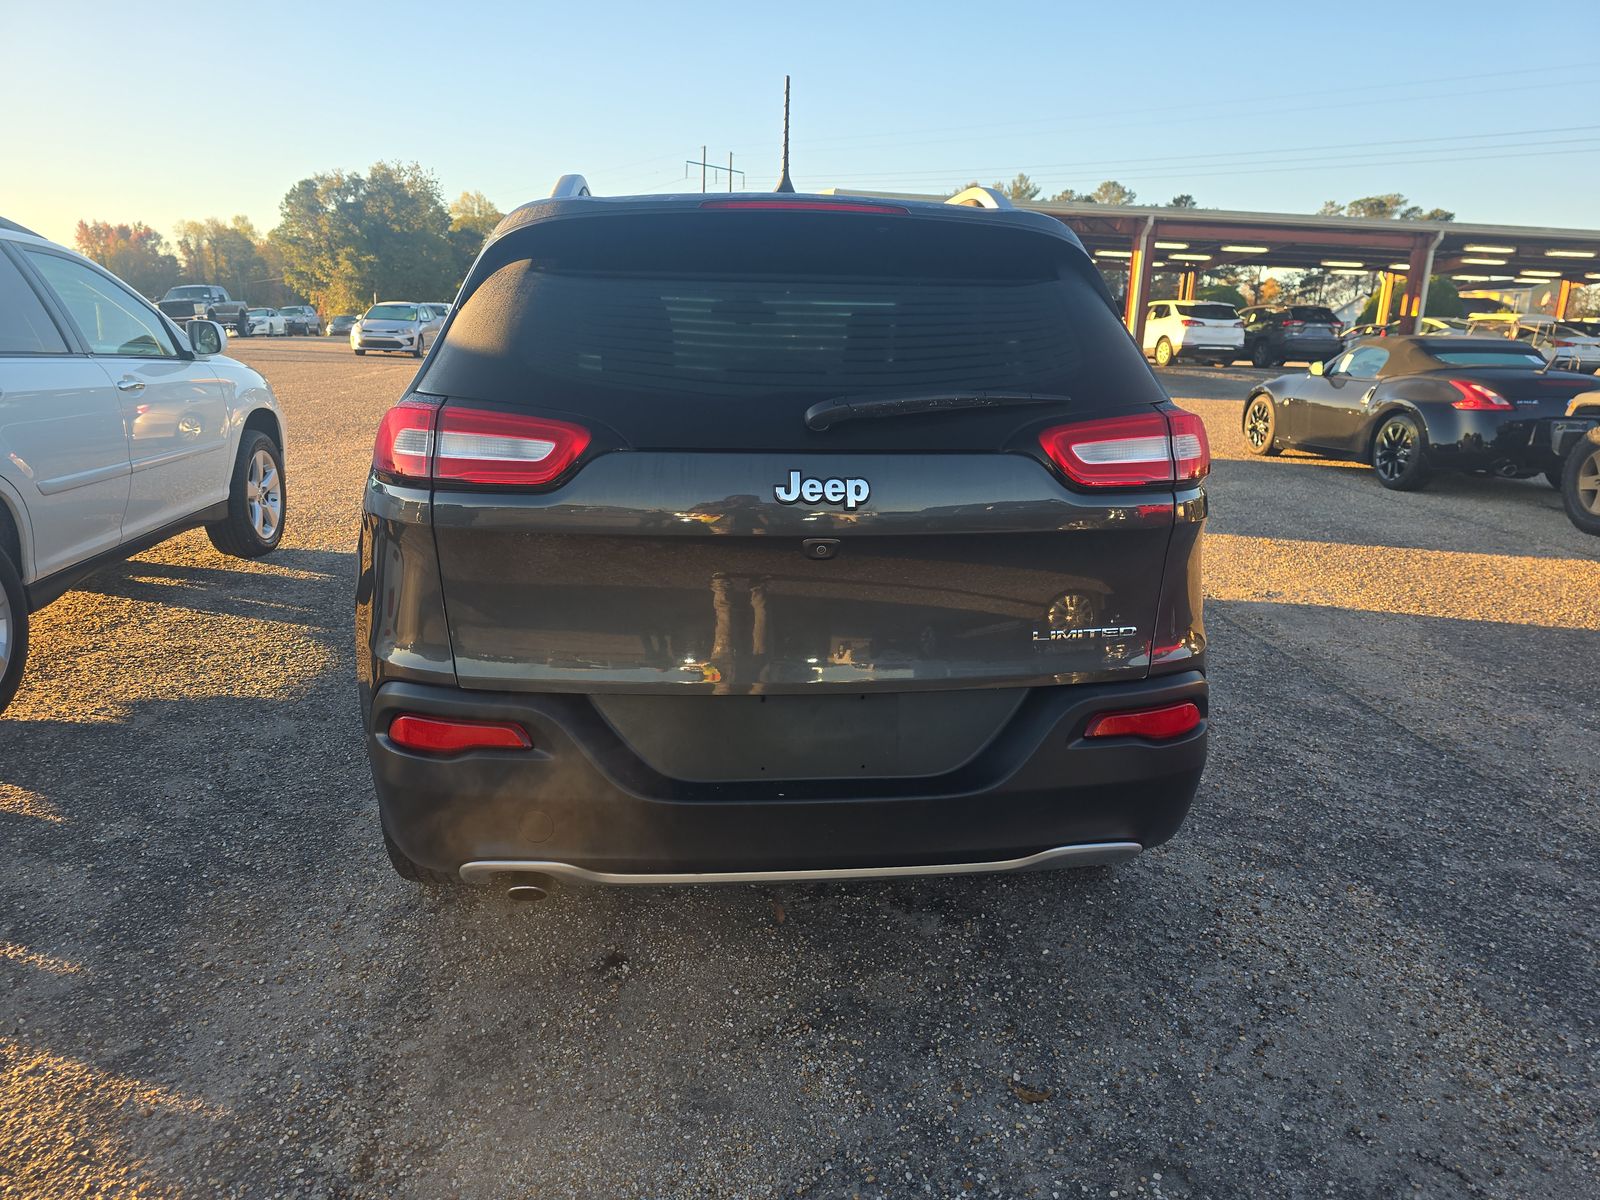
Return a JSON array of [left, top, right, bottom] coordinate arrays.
[[507, 884, 548, 902]]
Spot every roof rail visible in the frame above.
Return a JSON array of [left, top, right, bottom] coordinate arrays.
[[550, 174, 593, 199], [945, 186, 1012, 211]]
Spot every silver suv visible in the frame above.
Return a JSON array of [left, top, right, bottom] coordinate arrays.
[[0, 218, 288, 714]]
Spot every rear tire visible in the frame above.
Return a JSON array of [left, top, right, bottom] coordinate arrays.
[[1154, 338, 1174, 367], [1544, 467, 1563, 491], [1561, 428, 1600, 536], [1243, 393, 1281, 456], [234, 312, 250, 337], [206, 432, 285, 558], [1251, 341, 1272, 368], [0, 544, 28, 716], [1371, 413, 1431, 491], [354, 348, 366, 356], [412, 335, 425, 359], [382, 824, 458, 886]]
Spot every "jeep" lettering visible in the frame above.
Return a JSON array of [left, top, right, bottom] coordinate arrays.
[[774, 470, 870, 510]]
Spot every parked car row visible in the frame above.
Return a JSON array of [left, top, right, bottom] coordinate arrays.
[[1142, 301, 1346, 368]]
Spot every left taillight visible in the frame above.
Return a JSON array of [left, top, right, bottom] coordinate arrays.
[[1038, 407, 1210, 488], [372, 398, 591, 488]]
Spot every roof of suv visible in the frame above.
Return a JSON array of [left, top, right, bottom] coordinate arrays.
[[490, 190, 1088, 254]]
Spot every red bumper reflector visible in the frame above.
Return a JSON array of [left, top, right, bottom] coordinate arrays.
[[388, 714, 532, 755], [1084, 701, 1202, 741]]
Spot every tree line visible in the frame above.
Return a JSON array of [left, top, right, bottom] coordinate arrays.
[[74, 162, 504, 316]]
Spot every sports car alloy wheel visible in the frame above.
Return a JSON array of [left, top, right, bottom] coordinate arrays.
[[1374, 418, 1417, 483], [247, 449, 283, 541], [1244, 397, 1276, 454]]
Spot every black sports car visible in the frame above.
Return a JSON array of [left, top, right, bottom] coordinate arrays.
[[1241, 335, 1600, 491]]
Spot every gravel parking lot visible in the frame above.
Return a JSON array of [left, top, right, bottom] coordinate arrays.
[[2, 337, 1596, 1199]]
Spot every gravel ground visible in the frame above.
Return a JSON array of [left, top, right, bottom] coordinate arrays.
[[1, 341, 1595, 1199]]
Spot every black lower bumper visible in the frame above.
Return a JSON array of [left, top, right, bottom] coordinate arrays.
[[366, 673, 1208, 882]]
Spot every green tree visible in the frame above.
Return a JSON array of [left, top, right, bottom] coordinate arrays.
[[274, 162, 458, 314], [1198, 283, 1247, 308], [1048, 187, 1088, 203], [992, 173, 1040, 202], [73, 220, 181, 298], [448, 190, 504, 277], [1090, 180, 1137, 206], [1167, 194, 1198, 209], [174, 216, 271, 300], [1320, 194, 1455, 222]]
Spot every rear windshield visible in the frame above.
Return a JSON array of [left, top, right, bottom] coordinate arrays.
[[420, 210, 1161, 450], [1430, 349, 1546, 367], [1178, 303, 1239, 320], [1289, 306, 1338, 323], [366, 304, 417, 321], [167, 286, 211, 299]]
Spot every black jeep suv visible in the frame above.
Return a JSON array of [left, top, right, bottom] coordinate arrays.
[[356, 186, 1209, 895]]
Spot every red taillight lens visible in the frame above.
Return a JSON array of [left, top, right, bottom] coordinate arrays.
[[433, 408, 591, 486], [1038, 408, 1209, 488], [1165, 408, 1211, 483], [1085, 701, 1202, 741], [698, 199, 908, 214], [388, 714, 532, 755], [1282, 319, 1304, 328], [1448, 380, 1513, 410], [1180, 318, 1203, 327], [372, 395, 441, 480], [372, 399, 591, 487], [1039, 413, 1174, 486]]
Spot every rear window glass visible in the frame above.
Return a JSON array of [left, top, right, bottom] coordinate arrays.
[[421, 210, 1162, 450], [1430, 349, 1546, 367], [1178, 304, 1239, 320], [1289, 306, 1338, 323]]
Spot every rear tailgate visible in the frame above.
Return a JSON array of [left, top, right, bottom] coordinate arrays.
[[409, 206, 1194, 712]]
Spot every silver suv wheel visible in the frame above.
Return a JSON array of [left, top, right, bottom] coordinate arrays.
[[246, 449, 282, 541]]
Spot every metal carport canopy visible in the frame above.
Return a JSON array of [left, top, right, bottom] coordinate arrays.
[[826, 190, 1600, 345]]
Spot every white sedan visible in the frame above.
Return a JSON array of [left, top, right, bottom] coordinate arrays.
[[245, 308, 287, 336]]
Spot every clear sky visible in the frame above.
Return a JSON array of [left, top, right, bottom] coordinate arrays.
[[5, 0, 1599, 247]]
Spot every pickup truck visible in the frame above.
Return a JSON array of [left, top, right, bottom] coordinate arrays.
[[156, 285, 251, 335]]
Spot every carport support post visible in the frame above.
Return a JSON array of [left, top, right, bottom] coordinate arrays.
[[1124, 217, 1157, 344], [1376, 272, 1396, 326], [1399, 231, 1442, 333], [1556, 279, 1575, 320]]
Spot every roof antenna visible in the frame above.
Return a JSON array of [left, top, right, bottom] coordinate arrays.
[[775, 75, 795, 193]]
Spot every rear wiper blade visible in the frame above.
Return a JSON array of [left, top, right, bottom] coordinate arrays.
[[804, 391, 1070, 432]]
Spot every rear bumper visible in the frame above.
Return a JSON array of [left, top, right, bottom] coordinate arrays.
[[365, 672, 1208, 883], [1427, 412, 1590, 471], [1175, 342, 1242, 360]]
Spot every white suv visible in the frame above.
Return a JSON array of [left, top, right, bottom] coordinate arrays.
[[0, 219, 288, 714], [1143, 300, 1245, 368]]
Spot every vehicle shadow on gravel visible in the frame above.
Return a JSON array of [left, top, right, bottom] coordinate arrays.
[[65, 547, 352, 624]]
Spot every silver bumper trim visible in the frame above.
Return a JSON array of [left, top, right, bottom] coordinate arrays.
[[458, 842, 1142, 887]]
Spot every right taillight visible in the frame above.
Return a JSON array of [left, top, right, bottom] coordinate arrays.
[[371, 398, 591, 487], [1038, 408, 1210, 488], [1085, 701, 1202, 741], [1448, 380, 1514, 410]]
